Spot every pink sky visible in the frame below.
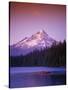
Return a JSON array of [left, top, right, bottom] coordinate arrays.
[[10, 2, 66, 45]]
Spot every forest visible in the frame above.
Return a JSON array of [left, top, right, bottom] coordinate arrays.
[[10, 40, 66, 67]]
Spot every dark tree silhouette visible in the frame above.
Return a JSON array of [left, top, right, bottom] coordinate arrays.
[[10, 40, 66, 67]]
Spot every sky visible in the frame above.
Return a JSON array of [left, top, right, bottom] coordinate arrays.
[[10, 2, 66, 45]]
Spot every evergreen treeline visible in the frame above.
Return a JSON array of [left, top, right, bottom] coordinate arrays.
[[10, 40, 66, 67]]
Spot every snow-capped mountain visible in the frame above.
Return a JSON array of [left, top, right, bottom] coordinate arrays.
[[10, 30, 57, 56]]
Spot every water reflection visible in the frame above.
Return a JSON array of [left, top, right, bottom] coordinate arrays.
[[10, 71, 66, 88]]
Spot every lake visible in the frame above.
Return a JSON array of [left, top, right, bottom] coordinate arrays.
[[9, 67, 66, 88]]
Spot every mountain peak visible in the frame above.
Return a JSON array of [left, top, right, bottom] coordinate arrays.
[[37, 30, 47, 33], [10, 30, 56, 56], [14, 30, 55, 48], [36, 30, 48, 36], [39, 30, 45, 33]]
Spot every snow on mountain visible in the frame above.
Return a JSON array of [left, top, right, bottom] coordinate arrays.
[[10, 30, 57, 56]]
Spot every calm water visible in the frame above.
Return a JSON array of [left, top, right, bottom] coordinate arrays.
[[9, 67, 66, 88]]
